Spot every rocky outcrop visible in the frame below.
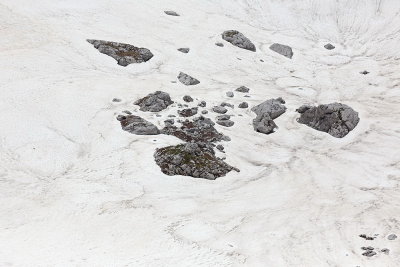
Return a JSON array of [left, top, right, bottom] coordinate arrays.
[[251, 97, 286, 135], [134, 91, 173, 112], [269, 43, 293, 59], [296, 103, 360, 138], [154, 142, 239, 179], [118, 115, 160, 135], [87, 39, 153, 66], [221, 30, 256, 52], [178, 107, 198, 117], [177, 72, 200, 85]]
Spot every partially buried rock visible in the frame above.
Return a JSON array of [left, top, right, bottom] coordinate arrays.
[[253, 113, 278, 134], [388, 234, 397, 240], [118, 115, 160, 135], [212, 106, 228, 114], [235, 86, 250, 93], [178, 107, 198, 117], [360, 70, 369, 75], [177, 72, 200, 85], [217, 120, 234, 127], [183, 95, 193, 102], [226, 91, 234, 97], [177, 48, 190, 53], [296, 103, 360, 138], [154, 142, 239, 179], [134, 91, 173, 112], [269, 43, 293, 59], [324, 43, 335, 50], [220, 102, 234, 108], [164, 11, 179, 16], [221, 30, 256, 52], [238, 102, 248, 108], [215, 42, 224, 47], [198, 101, 206, 107], [251, 97, 286, 135], [87, 39, 153, 66]]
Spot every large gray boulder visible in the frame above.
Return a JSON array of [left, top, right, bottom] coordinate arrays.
[[177, 72, 200, 85], [251, 97, 286, 119], [118, 115, 160, 135], [134, 91, 173, 112], [253, 113, 277, 134], [296, 103, 360, 138], [212, 106, 228, 114], [269, 43, 293, 59], [221, 30, 256, 52], [87, 39, 153, 66]]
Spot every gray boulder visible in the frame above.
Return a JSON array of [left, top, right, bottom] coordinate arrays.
[[198, 101, 207, 107], [177, 72, 200, 85], [296, 103, 360, 138], [253, 113, 278, 134], [134, 91, 173, 112], [201, 110, 208, 114], [324, 43, 335, 50], [226, 91, 234, 97], [220, 102, 234, 108], [235, 86, 250, 93], [119, 115, 160, 135], [183, 95, 193, 102], [251, 97, 286, 119], [269, 43, 293, 59], [178, 107, 198, 117], [212, 106, 228, 114], [388, 234, 397, 240], [178, 48, 190, 53], [238, 102, 248, 108], [215, 42, 224, 47], [221, 30, 256, 52], [164, 11, 179, 16], [87, 39, 153, 66], [217, 120, 234, 127]]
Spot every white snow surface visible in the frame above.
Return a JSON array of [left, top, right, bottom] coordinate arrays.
[[1, 0, 400, 266]]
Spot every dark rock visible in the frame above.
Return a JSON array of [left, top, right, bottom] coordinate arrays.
[[168, 114, 176, 118], [381, 248, 390, 254], [238, 102, 248, 108], [178, 48, 190, 53], [251, 97, 287, 119], [361, 247, 374, 251], [220, 102, 234, 108], [164, 119, 174, 126], [134, 91, 173, 112], [178, 107, 198, 117], [216, 115, 231, 121], [154, 142, 239, 179], [116, 115, 126, 121], [221, 30, 256, 52], [112, 98, 121, 102], [269, 43, 293, 59], [360, 70, 370, 75], [119, 115, 160, 135], [226, 91, 234, 97], [216, 144, 224, 151], [324, 43, 335, 50], [215, 42, 224, 47], [198, 101, 207, 107], [177, 72, 200, 85], [235, 86, 250, 93], [183, 95, 193, 102], [244, 95, 250, 98], [260, 59, 264, 62], [164, 11, 179, 16], [201, 110, 208, 114], [296, 103, 360, 138], [253, 113, 278, 134], [87, 39, 153, 66], [362, 250, 377, 257], [388, 234, 397, 240], [123, 110, 132, 115], [217, 120, 234, 127], [359, 234, 375, 240], [212, 106, 228, 114]]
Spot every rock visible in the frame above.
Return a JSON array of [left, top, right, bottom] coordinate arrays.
[[134, 91, 173, 112], [183, 95, 193, 102], [164, 11, 179, 16], [154, 142, 239, 179], [123, 110, 132, 115], [296, 103, 360, 138], [244, 95, 250, 98], [178, 107, 198, 117], [388, 234, 397, 240], [220, 102, 234, 108], [217, 120, 234, 127], [162, 116, 226, 143], [359, 234, 375, 240], [361, 247, 374, 251], [253, 113, 278, 134], [251, 97, 287, 119], [201, 110, 208, 114], [381, 248, 390, 254], [226, 91, 234, 97], [116, 115, 126, 121], [178, 48, 190, 53], [215, 42, 224, 47], [198, 101, 207, 107], [216, 144, 224, 151], [221, 30, 256, 52], [168, 114, 176, 118], [362, 250, 377, 257], [177, 72, 200, 85], [112, 98, 121, 102], [324, 43, 335, 50], [260, 59, 264, 62], [164, 119, 174, 126], [216, 115, 231, 121], [87, 39, 153, 66], [360, 70, 369, 75], [235, 86, 250, 93], [269, 43, 293, 59], [238, 102, 248, 108], [212, 106, 228, 114], [119, 115, 160, 135]]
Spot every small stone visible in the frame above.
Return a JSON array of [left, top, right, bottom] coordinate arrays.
[[388, 234, 397, 240], [164, 119, 174, 126], [123, 110, 132, 115], [226, 91, 234, 97], [156, 114, 162, 117], [198, 101, 207, 107], [362, 250, 377, 257], [260, 59, 264, 62], [220, 102, 234, 108], [361, 246, 374, 251], [178, 48, 190, 53], [238, 102, 248, 108], [269, 43, 293, 59], [215, 42, 224, 47], [216, 115, 231, 121], [164, 11, 179, 16], [178, 107, 198, 117], [360, 70, 369, 75], [222, 30, 256, 52], [201, 110, 208, 114], [112, 98, 121, 102], [177, 72, 200, 86], [381, 248, 390, 254], [168, 114, 176, 117], [235, 86, 250, 93], [116, 115, 126, 121], [244, 95, 250, 98], [217, 120, 234, 127], [212, 106, 228, 114], [183, 95, 193, 102], [216, 144, 224, 151], [324, 43, 335, 50]]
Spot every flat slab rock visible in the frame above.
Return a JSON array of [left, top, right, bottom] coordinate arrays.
[[154, 142, 239, 180], [221, 30, 256, 52], [134, 91, 173, 112], [177, 72, 200, 85], [87, 39, 153, 66], [118, 115, 160, 135], [269, 43, 293, 59], [251, 97, 286, 134], [296, 103, 360, 138]]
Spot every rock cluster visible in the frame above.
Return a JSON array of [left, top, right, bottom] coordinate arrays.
[[221, 30, 256, 52], [177, 72, 200, 85], [118, 115, 160, 135], [251, 97, 286, 134], [296, 103, 360, 138], [87, 39, 153, 66], [269, 43, 293, 59], [134, 91, 173, 112]]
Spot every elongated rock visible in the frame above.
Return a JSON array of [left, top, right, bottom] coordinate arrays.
[[221, 30, 256, 52], [134, 91, 173, 112], [270, 43, 293, 59], [119, 115, 160, 135], [177, 72, 200, 85]]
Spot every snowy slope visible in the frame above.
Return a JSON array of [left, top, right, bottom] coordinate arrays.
[[1, 0, 400, 266]]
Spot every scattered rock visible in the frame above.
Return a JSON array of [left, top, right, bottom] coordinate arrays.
[[164, 11, 179, 16], [154, 142, 238, 179], [177, 72, 200, 85], [238, 102, 248, 108], [123, 110, 132, 115], [217, 120, 234, 127], [296, 103, 360, 138], [178, 48, 190, 53], [168, 114, 176, 118], [216, 144, 224, 151], [269, 43, 293, 59], [362, 250, 377, 257], [215, 42, 224, 47], [220, 102, 234, 108], [381, 248, 390, 254], [87, 39, 153, 66], [112, 98, 121, 102], [226, 91, 234, 97], [216, 115, 231, 121], [360, 70, 370, 75], [253, 113, 278, 134], [324, 43, 335, 50], [361, 246, 374, 251], [251, 97, 286, 119], [212, 106, 228, 114], [388, 234, 397, 240], [183, 95, 193, 102], [260, 59, 264, 62], [134, 91, 173, 112], [178, 107, 198, 117], [198, 101, 207, 107], [221, 30, 256, 52], [201, 110, 208, 114], [235, 86, 250, 93], [359, 234, 375, 240], [116, 115, 126, 121], [119, 115, 160, 135], [164, 119, 174, 126]]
